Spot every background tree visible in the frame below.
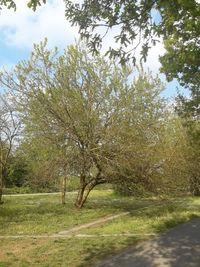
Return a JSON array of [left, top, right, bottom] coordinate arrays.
[[0, 95, 20, 203], [104, 70, 166, 195], [176, 88, 200, 195], [157, 116, 190, 196], [18, 133, 70, 203], [5, 153, 28, 188], [107, 99, 190, 197]]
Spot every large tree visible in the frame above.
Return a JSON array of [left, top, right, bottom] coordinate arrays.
[[0, 40, 172, 207], [63, 0, 200, 89], [1, 41, 125, 207]]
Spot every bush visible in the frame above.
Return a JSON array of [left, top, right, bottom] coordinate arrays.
[[114, 182, 154, 197], [3, 186, 32, 194], [66, 176, 80, 191]]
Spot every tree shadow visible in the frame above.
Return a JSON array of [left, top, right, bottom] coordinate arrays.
[[77, 236, 140, 267], [85, 196, 164, 213]]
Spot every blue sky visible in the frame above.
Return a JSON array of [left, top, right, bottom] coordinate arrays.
[[0, 0, 184, 97]]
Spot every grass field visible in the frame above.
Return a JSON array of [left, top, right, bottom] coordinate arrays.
[[0, 190, 200, 267]]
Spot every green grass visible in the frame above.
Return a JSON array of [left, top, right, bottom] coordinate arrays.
[[82, 198, 200, 236], [0, 190, 116, 235], [0, 190, 163, 235], [0, 190, 200, 267]]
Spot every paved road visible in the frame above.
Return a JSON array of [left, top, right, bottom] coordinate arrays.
[[95, 217, 200, 267]]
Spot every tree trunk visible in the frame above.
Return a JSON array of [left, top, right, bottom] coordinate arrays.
[[0, 163, 3, 204], [0, 175, 3, 204], [75, 185, 86, 208], [191, 184, 200, 196], [61, 176, 67, 205], [75, 182, 96, 209], [0, 187, 3, 204], [190, 176, 200, 196]]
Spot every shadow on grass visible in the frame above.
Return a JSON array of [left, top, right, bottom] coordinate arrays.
[[84, 196, 165, 213], [78, 236, 140, 267], [89, 217, 200, 267], [77, 202, 200, 267], [0, 195, 77, 233], [0, 193, 166, 225]]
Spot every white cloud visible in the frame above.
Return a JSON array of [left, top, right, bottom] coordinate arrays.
[[101, 28, 165, 77], [0, 1, 168, 80], [144, 40, 165, 73], [0, 0, 79, 50]]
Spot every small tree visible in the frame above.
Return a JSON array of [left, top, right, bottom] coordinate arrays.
[[0, 95, 20, 203]]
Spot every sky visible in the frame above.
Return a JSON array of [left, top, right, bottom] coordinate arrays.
[[0, 0, 184, 97]]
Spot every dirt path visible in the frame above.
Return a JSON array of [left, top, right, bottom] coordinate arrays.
[[57, 212, 130, 235], [95, 217, 200, 267], [0, 211, 130, 239], [0, 202, 182, 239]]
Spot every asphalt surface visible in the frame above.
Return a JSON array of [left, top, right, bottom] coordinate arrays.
[[95, 217, 200, 267]]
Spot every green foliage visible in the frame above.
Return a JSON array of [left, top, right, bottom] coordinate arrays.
[[113, 115, 190, 197], [0, 95, 21, 203], [3, 186, 32, 194], [159, 1, 200, 90], [62, 0, 200, 89], [0, 0, 16, 10], [0, 40, 193, 205], [0, 0, 46, 11], [5, 154, 28, 187], [27, 0, 46, 11], [18, 137, 61, 192], [176, 87, 200, 195], [114, 182, 152, 197], [2, 41, 135, 206]]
